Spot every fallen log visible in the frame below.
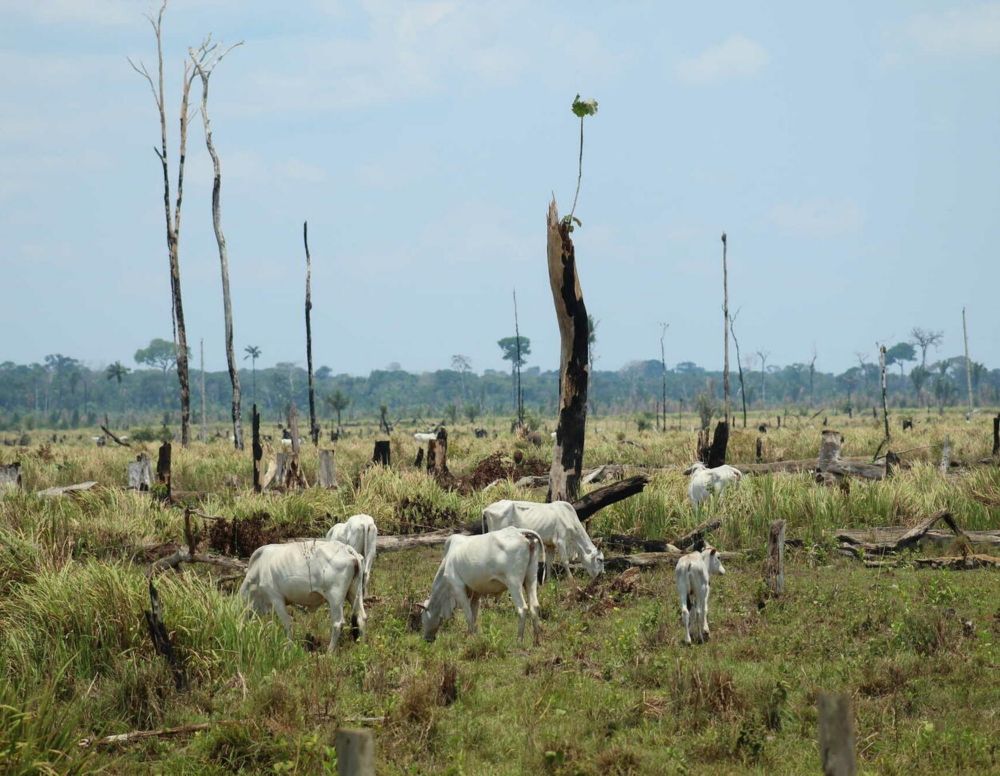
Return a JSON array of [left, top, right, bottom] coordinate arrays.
[[836, 527, 1000, 549], [36, 481, 98, 497], [673, 517, 723, 551], [604, 549, 739, 573], [149, 548, 248, 576], [835, 511, 967, 554], [79, 722, 214, 749], [376, 529, 454, 553], [599, 535, 680, 553], [514, 475, 549, 489], [915, 554, 1000, 570], [573, 475, 650, 522]]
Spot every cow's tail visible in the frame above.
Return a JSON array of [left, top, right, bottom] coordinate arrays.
[[349, 553, 366, 640], [481, 508, 488, 536], [520, 528, 546, 585], [364, 520, 377, 584]]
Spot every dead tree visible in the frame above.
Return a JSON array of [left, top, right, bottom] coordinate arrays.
[[659, 323, 669, 432], [144, 580, 186, 690], [545, 198, 589, 502], [199, 338, 206, 441], [721, 233, 731, 422], [156, 442, 172, 498], [962, 307, 974, 416], [993, 414, 999, 458], [729, 310, 748, 428], [251, 405, 262, 493], [875, 345, 890, 459], [513, 289, 525, 427], [129, 1, 194, 446], [191, 38, 244, 450], [304, 221, 319, 445]]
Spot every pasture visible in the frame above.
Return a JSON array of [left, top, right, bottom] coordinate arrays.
[[1, 412, 998, 774]]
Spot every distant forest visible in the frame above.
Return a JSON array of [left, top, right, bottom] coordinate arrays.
[[2, 344, 998, 431]]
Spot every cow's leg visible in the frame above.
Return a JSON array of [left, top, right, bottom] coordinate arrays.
[[677, 578, 692, 645], [450, 582, 476, 634], [557, 539, 576, 584], [525, 573, 542, 646], [699, 582, 711, 642], [268, 593, 295, 641], [508, 580, 529, 644], [469, 593, 481, 631], [322, 590, 346, 651]]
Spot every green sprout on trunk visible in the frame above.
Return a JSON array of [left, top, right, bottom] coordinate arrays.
[[564, 94, 599, 232]]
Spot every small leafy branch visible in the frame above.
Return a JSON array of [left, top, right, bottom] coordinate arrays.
[[563, 94, 598, 231]]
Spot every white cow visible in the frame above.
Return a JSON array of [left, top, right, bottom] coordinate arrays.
[[686, 462, 743, 506], [239, 540, 367, 651], [414, 432, 438, 442], [675, 546, 726, 645], [325, 514, 378, 590], [420, 527, 545, 645], [482, 499, 603, 581]]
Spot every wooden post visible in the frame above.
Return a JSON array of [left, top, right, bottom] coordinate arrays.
[[373, 441, 390, 467], [127, 454, 153, 491], [817, 693, 857, 776], [545, 198, 589, 503], [156, 443, 171, 498], [335, 728, 374, 776], [252, 404, 262, 493], [766, 519, 785, 596], [318, 449, 337, 489]]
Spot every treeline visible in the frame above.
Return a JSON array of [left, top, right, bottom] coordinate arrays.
[[2, 353, 998, 431]]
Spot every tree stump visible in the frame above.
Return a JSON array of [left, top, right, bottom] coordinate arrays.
[[432, 428, 448, 476], [414, 447, 424, 468], [127, 454, 153, 491], [902, 418, 913, 431], [0, 463, 22, 494], [755, 436, 764, 463], [156, 442, 172, 498], [817, 693, 856, 776], [373, 441, 390, 467], [274, 453, 288, 486], [318, 449, 337, 489], [143, 581, 186, 691], [707, 421, 729, 468], [335, 728, 375, 776], [993, 414, 999, 458], [252, 405, 262, 493], [766, 520, 785, 596]]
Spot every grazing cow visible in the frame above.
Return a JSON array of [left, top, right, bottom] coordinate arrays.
[[482, 499, 603, 581], [675, 546, 726, 645], [685, 462, 743, 506], [325, 513, 378, 590], [420, 527, 544, 645], [414, 432, 438, 442], [239, 540, 367, 651]]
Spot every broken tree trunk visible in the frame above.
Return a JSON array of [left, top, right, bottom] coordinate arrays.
[[37, 481, 97, 497], [432, 428, 448, 476], [707, 420, 729, 468], [252, 405, 262, 493], [283, 405, 307, 488], [0, 462, 22, 494], [604, 549, 740, 573], [601, 535, 681, 553], [545, 198, 589, 503], [101, 424, 131, 447], [674, 517, 723, 551], [304, 221, 319, 446], [373, 441, 391, 467], [143, 580, 186, 691], [915, 554, 1000, 570], [335, 728, 375, 776], [156, 443, 171, 498], [80, 722, 214, 749], [127, 454, 153, 491], [993, 414, 999, 458], [318, 449, 337, 489], [572, 474, 650, 522], [766, 519, 786, 595], [939, 438, 952, 474]]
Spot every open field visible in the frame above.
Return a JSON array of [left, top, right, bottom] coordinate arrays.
[[1, 411, 998, 774]]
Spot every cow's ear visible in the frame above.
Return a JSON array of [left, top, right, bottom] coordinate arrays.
[[710, 548, 717, 556]]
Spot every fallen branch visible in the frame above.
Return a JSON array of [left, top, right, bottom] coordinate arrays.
[[100, 424, 131, 447], [36, 481, 98, 497], [573, 475, 650, 522], [604, 549, 739, 573], [835, 511, 968, 555], [599, 535, 680, 553], [149, 548, 247, 576], [915, 554, 1000, 570], [673, 517, 723, 551], [80, 722, 213, 748], [376, 529, 454, 553]]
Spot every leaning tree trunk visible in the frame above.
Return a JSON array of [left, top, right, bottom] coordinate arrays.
[[545, 198, 589, 503], [304, 221, 318, 445], [198, 65, 243, 449]]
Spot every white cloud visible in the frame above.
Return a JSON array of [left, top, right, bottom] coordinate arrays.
[[675, 34, 768, 85], [767, 199, 863, 238], [903, 3, 1000, 57]]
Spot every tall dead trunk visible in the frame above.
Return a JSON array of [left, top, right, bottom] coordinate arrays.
[[199, 338, 206, 441], [545, 198, 589, 502], [513, 290, 524, 427], [721, 233, 730, 421], [130, 2, 195, 446], [659, 323, 669, 433], [730, 313, 747, 428], [192, 40, 243, 450], [962, 307, 974, 416], [304, 221, 319, 445]]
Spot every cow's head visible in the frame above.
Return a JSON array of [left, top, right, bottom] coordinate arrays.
[[683, 462, 707, 476], [582, 546, 605, 578], [704, 546, 726, 576]]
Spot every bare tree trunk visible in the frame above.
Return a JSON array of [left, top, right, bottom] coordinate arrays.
[[192, 44, 243, 450], [545, 198, 589, 502], [659, 323, 668, 433], [879, 345, 890, 444], [513, 289, 524, 427], [721, 233, 730, 421], [130, 2, 195, 446], [962, 307, 974, 416], [199, 338, 206, 441], [730, 313, 747, 428], [304, 221, 319, 445]]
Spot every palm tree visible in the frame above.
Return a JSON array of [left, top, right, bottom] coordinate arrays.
[[106, 361, 130, 417], [243, 345, 261, 404], [324, 390, 349, 431]]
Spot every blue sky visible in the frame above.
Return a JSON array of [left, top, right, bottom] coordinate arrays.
[[1, 1, 998, 376]]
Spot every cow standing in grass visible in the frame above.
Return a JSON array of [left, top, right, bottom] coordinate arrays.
[[481, 499, 603, 581], [685, 462, 742, 507], [325, 513, 378, 591], [420, 527, 545, 645], [240, 540, 367, 651], [675, 546, 726, 645]]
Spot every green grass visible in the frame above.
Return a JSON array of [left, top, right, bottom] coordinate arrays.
[[0, 413, 997, 773]]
